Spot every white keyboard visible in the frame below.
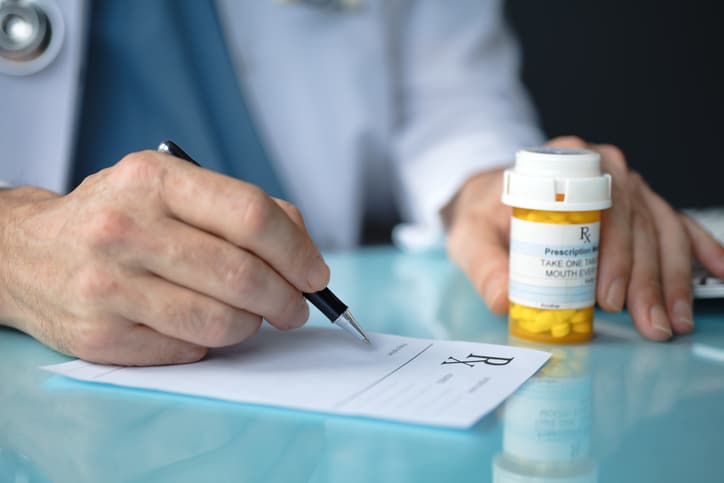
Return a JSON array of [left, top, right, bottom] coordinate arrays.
[[686, 208, 724, 299]]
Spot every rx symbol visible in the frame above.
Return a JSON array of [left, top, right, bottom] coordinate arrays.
[[441, 353, 514, 367], [580, 226, 591, 243]]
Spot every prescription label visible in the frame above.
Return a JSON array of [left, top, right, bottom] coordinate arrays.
[[508, 218, 600, 310]]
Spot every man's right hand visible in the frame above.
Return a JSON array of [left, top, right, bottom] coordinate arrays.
[[0, 151, 330, 366]]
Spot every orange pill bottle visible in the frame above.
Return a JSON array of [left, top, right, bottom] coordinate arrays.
[[501, 147, 612, 343]]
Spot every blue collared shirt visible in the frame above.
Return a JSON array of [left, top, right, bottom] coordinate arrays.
[[71, 0, 285, 200]]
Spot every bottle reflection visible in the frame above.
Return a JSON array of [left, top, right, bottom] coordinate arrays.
[[0, 448, 51, 483], [494, 342, 597, 483]]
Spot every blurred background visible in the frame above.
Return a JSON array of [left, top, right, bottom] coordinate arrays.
[[506, 0, 724, 209]]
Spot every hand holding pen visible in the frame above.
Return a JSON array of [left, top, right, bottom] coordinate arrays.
[[0, 145, 365, 367], [158, 141, 369, 344]]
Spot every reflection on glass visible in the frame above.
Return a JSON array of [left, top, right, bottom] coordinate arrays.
[[494, 342, 597, 482]]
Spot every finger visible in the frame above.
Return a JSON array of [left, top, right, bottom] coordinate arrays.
[[626, 208, 672, 341], [640, 185, 694, 333], [134, 218, 309, 330], [149, 152, 329, 292], [681, 214, 724, 279], [447, 209, 510, 314], [546, 136, 589, 149], [114, 273, 268, 348], [71, 318, 208, 366], [592, 145, 633, 312]]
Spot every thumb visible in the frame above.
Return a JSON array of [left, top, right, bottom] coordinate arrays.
[[447, 210, 510, 315]]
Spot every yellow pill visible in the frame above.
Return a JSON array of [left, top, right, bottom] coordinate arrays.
[[533, 311, 556, 330], [519, 319, 547, 334], [571, 310, 591, 324], [554, 309, 576, 324], [522, 307, 540, 321], [572, 322, 592, 334], [511, 304, 538, 321], [551, 322, 571, 338], [510, 308, 525, 322]]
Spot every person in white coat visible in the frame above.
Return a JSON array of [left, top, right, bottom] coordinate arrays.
[[1, 0, 722, 365]]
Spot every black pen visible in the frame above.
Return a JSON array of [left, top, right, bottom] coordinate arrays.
[[157, 140, 371, 344]]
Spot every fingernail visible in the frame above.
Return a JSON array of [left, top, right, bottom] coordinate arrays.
[[650, 304, 672, 337], [605, 278, 626, 311], [672, 299, 694, 327], [307, 257, 330, 290]]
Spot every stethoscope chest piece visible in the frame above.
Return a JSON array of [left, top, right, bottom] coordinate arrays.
[[0, 0, 64, 76]]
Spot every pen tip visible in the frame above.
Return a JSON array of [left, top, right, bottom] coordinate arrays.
[[334, 309, 371, 345]]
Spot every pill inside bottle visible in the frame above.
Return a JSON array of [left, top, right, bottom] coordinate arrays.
[[501, 147, 612, 344]]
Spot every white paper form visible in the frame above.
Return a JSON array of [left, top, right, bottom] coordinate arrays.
[[44, 327, 550, 429]]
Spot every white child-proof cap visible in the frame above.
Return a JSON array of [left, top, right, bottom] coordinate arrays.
[[501, 147, 612, 212]]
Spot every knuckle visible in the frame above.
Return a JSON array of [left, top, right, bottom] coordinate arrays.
[[635, 272, 664, 299], [664, 272, 692, 297], [113, 151, 165, 188], [202, 308, 239, 347], [84, 209, 135, 248], [598, 239, 627, 267], [76, 266, 121, 300], [240, 188, 273, 235], [175, 303, 205, 338], [223, 255, 263, 298], [599, 223, 632, 255], [179, 303, 236, 348], [159, 238, 185, 267], [632, 212, 655, 236], [663, 256, 693, 290], [206, 308, 263, 347]]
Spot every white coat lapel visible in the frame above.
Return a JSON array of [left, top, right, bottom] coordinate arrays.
[[0, 0, 88, 193]]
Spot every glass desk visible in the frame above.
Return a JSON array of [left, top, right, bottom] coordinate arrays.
[[2, 247, 724, 483]]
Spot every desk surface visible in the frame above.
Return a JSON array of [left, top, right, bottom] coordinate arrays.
[[2, 247, 724, 483]]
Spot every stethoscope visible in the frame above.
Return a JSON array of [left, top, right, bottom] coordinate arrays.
[[0, 0, 363, 76], [0, 0, 63, 76]]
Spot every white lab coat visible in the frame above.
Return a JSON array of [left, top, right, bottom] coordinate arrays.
[[0, 0, 543, 248]]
